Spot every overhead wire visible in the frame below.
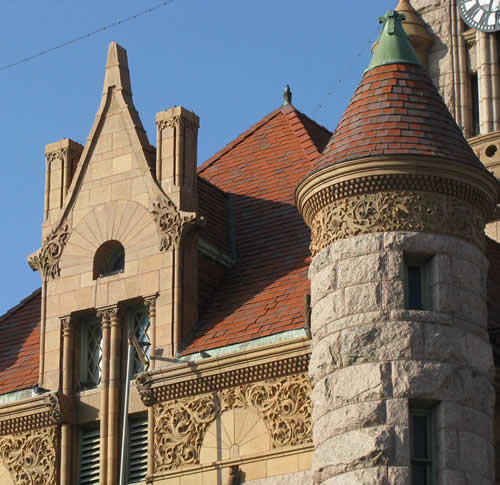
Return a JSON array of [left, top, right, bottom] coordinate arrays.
[[0, 0, 175, 72]]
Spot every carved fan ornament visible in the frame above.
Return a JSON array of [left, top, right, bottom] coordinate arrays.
[[28, 224, 70, 279], [309, 191, 486, 255], [152, 373, 312, 474], [151, 197, 196, 252], [0, 427, 56, 485]]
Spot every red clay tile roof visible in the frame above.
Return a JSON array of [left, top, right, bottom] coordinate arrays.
[[0, 288, 40, 394], [198, 176, 231, 256], [184, 105, 331, 353], [312, 63, 485, 174]]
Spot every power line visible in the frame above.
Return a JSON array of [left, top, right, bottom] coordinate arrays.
[[0, 0, 175, 72]]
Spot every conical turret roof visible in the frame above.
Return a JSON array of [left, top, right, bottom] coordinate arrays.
[[310, 10, 485, 175]]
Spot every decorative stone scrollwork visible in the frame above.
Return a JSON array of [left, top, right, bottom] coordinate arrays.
[[0, 426, 56, 485], [28, 224, 70, 279], [309, 191, 486, 255], [151, 197, 196, 252], [44, 394, 63, 425], [152, 373, 312, 473]]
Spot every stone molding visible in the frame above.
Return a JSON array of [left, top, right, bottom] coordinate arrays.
[[309, 190, 486, 255], [27, 223, 70, 279], [152, 373, 312, 474], [157, 116, 199, 133], [0, 393, 61, 436], [151, 197, 197, 251], [0, 426, 57, 485], [136, 338, 311, 405], [296, 156, 498, 227], [463, 28, 477, 48], [46, 147, 68, 165]]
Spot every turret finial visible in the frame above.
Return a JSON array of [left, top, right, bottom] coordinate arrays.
[[283, 85, 292, 106]]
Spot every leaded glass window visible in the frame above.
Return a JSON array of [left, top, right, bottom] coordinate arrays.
[[80, 316, 102, 389], [129, 306, 151, 375]]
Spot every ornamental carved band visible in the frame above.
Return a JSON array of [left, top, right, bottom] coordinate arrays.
[[28, 224, 70, 279], [151, 198, 196, 252], [0, 426, 57, 485], [309, 191, 486, 255], [152, 373, 312, 473]]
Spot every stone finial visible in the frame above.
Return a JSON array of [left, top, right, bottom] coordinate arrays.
[[395, 0, 433, 67], [283, 84, 292, 106], [103, 41, 132, 95]]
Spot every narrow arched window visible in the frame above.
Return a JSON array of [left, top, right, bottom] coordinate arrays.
[[93, 240, 125, 279]]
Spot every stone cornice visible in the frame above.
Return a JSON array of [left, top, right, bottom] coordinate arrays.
[[0, 392, 61, 436], [136, 338, 311, 406], [296, 156, 498, 226]]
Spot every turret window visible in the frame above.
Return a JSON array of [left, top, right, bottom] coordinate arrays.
[[410, 407, 433, 485], [405, 255, 434, 311]]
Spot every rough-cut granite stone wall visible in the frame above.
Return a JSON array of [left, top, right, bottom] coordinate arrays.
[[309, 232, 495, 484]]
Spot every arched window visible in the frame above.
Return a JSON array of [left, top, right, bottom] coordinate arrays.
[[93, 240, 125, 279]]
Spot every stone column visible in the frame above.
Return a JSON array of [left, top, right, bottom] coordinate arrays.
[[97, 307, 112, 485], [60, 315, 73, 485], [308, 231, 495, 484], [107, 307, 121, 485], [479, 31, 494, 134]]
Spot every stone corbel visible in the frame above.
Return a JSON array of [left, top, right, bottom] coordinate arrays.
[[151, 196, 204, 252], [27, 223, 70, 279], [136, 372, 155, 406]]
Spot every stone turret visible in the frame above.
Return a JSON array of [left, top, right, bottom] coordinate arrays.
[[296, 10, 498, 485]]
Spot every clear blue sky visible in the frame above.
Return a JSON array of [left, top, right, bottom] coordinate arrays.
[[0, 0, 397, 314]]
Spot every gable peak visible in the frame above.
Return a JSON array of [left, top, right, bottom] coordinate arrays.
[[103, 41, 132, 95]]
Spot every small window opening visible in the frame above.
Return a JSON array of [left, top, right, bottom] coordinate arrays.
[[410, 407, 433, 485], [486, 144, 497, 157], [405, 255, 433, 311], [93, 240, 125, 279], [471, 73, 480, 136]]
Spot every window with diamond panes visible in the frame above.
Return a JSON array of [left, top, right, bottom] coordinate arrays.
[[129, 306, 151, 375], [80, 316, 102, 390]]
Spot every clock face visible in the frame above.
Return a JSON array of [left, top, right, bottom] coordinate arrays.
[[459, 0, 500, 32]]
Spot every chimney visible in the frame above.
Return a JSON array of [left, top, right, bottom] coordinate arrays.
[[44, 138, 83, 223], [156, 107, 200, 212]]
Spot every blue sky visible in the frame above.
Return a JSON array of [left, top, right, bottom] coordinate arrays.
[[0, 0, 397, 314]]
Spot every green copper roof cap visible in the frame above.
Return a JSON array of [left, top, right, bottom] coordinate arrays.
[[365, 10, 422, 73]]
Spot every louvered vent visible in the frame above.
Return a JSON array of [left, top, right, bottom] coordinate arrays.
[[79, 427, 100, 485], [127, 415, 148, 483]]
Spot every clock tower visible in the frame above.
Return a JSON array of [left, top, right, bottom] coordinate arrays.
[[406, 0, 500, 240]]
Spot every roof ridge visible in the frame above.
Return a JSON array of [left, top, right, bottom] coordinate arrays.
[[282, 106, 329, 166], [197, 108, 283, 174], [0, 287, 41, 324]]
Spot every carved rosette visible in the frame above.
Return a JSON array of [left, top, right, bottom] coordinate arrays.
[[309, 191, 487, 255], [151, 198, 196, 251], [28, 224, 70, 279], [152, 373, 312, 473], [0, 426, 57, 485]]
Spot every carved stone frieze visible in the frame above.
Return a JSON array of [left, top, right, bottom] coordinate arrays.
[[309, 191, 486, 255], [46, 148, 68, 165], [28, 224, 70, 279], [0, 426, 57, 485], [152, 373, 312, 473], [151, 197, 196, 251]]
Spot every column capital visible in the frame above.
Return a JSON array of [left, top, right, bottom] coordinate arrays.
[[60, 315, 73, 336], [97, 305, 119, 327]]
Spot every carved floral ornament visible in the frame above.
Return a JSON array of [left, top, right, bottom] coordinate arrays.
[[151, 197, 197, 252], [0, 426, 57, 485], [28, 224, 70, 280], [308, 191, 487, 256], [46, 147, 68, 165], [151, 373, 312, 474]]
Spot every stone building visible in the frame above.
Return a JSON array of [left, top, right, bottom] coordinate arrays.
[[0, 1, 499, 484]]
